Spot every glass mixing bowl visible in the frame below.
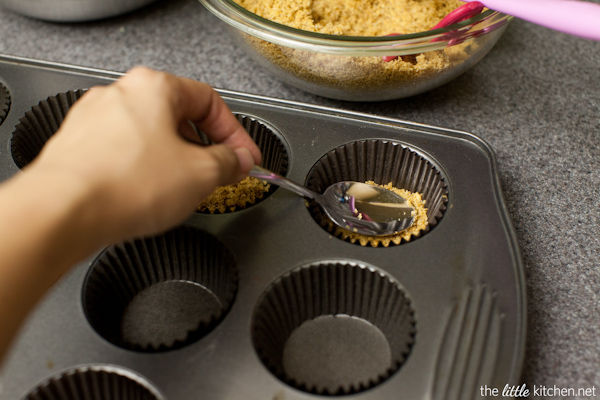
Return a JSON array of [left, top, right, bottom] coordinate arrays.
[[199, 0, 512, 101]]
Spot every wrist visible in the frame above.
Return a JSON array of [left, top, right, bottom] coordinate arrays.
[[0, 165, 110, 362], [2, 165, 110, 275]]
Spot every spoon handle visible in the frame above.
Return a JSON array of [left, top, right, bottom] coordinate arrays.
[[249, 165, 317, 200], [463, 0, 600, 40]]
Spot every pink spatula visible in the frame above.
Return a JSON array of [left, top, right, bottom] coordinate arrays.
[[383, 0, 599, 62], [459, 0, 600, 40]]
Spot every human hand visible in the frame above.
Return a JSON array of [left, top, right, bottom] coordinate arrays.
[[28, 66, 262, 243]]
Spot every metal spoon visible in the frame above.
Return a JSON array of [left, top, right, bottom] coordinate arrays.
[[250, 165, 415, 236]]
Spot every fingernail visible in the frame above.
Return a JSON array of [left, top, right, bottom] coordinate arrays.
[[234, 147, 255, 174]]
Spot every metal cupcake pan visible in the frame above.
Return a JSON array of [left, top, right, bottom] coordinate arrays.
[[0, 55, 526, 400]]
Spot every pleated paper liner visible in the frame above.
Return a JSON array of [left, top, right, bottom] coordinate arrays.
[[197, 114, 288, 213], [22, 365, 163, 400], [11, 89, 86, 169], [82, 226, 238, 353], [305, 139, 448, 247], [0, 80, 10, 127], [252, 261, 416, 395]]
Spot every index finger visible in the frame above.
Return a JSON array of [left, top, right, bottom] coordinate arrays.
[[168, 73, 262, 165]]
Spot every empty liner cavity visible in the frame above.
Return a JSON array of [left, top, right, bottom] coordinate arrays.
[[197, 114, 288, 213], [0, 80, 10, 126], [11, 89, 86, 169], [22, 365, 163, 400], [306, 139, 447, 246], [252, 262, 416, 395], [82, 226, 238, 352]]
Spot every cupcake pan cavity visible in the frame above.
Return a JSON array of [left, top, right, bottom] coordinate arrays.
[[22, 366, 163, 400], [235, 114, 288, 177], [11, 89, 85, 169], [0, 55, 525, 400], [0, 80, 10, 126], [197, 114, 289, 213], [252, 261, 415, 395], [306, 139, 447, 245], [82, 226, 238, 352]]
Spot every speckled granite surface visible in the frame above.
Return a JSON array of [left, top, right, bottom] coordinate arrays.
[[0, 0, 599, 398]]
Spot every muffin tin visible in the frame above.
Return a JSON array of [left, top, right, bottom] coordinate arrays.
[[0, 54, 526, 400]]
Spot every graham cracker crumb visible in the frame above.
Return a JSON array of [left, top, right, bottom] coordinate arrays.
[[235, 0, 463, 36], [198, 176, 271, 213], [233, 0, 480, 94]]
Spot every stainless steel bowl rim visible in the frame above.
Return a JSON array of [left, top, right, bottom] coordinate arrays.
[[0, 0, 158, 22]]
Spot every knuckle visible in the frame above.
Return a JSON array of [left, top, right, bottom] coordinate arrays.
[[123, 67, 172, 92], [204, 146, 237, 184], [127, 65, 154, 78], [83, 85, 105, 97]]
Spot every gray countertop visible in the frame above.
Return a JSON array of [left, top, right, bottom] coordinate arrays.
[[1, 0, 599, 397]]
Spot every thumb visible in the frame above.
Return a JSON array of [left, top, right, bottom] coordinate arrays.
[[232, 147, 255, 178], [196, 144, 255, 189]]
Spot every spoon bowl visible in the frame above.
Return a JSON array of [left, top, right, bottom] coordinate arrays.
[[250, 165, 415, 236]]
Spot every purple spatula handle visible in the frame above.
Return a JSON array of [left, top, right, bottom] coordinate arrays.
[[463, 0, 600, 40]]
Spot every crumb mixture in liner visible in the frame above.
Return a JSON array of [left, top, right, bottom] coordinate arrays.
[[197, 115, 287, 214], [306, 140, 447, 247], [198, 176, 271, 213]]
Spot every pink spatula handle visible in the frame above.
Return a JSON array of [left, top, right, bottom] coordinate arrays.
[[463, 0, 600, 40]]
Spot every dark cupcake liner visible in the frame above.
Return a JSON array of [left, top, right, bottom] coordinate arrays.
[[236, 114, 288, 172], [22, 365, 163, 400], [252, 261, 416, 395], [11, 89, 86, 169], [305, 139, 447, 246], [82, 226, 238, 352], [197, 114, 288, 213], [0, 80, 10, 127]]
